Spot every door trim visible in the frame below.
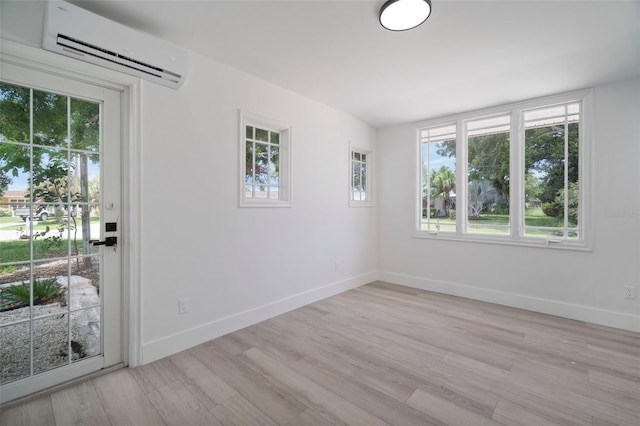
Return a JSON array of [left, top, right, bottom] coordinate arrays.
[[0, 38, 143, 371]]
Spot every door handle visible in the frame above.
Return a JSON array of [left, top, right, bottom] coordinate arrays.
[[90, 236, 117, 247]]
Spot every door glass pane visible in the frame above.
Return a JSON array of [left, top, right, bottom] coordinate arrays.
[[70, 99, 99, 152], [68, 256, 100, 311], [0, 83, 30, 143], [0, 82, 103, 385], [0, 321, 31, 383], [33, 316, 69, 373], [32, 89, 68, 149], [71, 307, 101, 362]]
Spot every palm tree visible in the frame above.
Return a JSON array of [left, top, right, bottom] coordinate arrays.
[[430, 166, 456, 216]]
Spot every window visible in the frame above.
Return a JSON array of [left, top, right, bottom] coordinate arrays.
[[466, 115, 511, 235], [420, 124, 456, 232], [240, 111, 291, 207], [415, 90, 590, 249], [524, 103, 580, 239], [350, 144, 374, 207]]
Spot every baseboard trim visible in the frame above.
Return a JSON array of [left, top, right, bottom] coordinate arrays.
[[141, 271, 378, 364], [379, 271, 640, 333]]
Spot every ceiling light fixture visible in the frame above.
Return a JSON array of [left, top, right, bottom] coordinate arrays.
[[379, 0, 432, 31]]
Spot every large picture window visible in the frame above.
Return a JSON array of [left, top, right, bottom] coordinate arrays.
[[415, 91, 590, 249]]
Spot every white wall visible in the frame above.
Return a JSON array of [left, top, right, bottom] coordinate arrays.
[[0, 1, 378, 364], [138, 52, 377, 362], [378, 77, 640, 332]]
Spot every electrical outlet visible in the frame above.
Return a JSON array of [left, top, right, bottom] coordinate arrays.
[[178, 297, 189, 314], [624, 286, 636, 300]]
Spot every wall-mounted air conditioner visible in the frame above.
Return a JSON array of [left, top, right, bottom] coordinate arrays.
[[43, 1, 187, 89]]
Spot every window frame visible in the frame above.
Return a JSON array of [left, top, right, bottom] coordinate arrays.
[[413, 89, 593, 250], [419, 123, 457, 233], [349, 141, 375, 207], [239, 110, 292, 208]]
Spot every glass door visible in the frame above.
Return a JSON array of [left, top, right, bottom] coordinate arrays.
[[0, 62, 122, 402]]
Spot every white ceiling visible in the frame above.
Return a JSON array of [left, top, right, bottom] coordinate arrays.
[[62, 0, 640, 128]]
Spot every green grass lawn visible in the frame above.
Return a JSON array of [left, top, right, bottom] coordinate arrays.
[[0, 216, 20, 224], [0, 239, 98, 266], [2, 216, 100, 231], [422, 207, 571, 236]]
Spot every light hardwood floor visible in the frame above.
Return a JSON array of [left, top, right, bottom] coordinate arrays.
[[1, 281, 639, 425]]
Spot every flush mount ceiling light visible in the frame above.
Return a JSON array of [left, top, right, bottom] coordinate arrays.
[[379, 0, 432, 31]]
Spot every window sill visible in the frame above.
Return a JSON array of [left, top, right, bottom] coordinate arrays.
[[349, 201, 376, 208], [411, 231, 592, 252], [240, 199, 291, 208]]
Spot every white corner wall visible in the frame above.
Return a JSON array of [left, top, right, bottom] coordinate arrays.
[[378, 77, 640, 332], [0, 0, 377, 365], [139, 52, 377, 363]]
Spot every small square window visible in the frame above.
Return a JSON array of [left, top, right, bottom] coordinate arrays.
[[240, 111, 291, 208]]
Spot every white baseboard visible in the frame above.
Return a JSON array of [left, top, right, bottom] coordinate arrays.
[[141, 271, 378, 364], [379, 271, 640, 333]]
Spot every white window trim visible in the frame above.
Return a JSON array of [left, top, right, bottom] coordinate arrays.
[[349, 141, 375, 207], [413, 89, 593, 251], [239, 110, 292, 208]]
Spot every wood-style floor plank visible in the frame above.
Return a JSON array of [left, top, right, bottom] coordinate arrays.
[[286, 409, 336, 426], [240, 347, 386, 426], [93, 369, 166, 426], [290, 355, 445, 426], [492, 398, 575, 426], [209, 394, 279, 426], [129, 357, 181, 394], [50, 381, 111, 426], [165, 350, 237, 410], [406, 388, 500, 426], [0, 397, 54, 426], [146, 380, 222, 425], [189, 342, 306, 425], [3, 281, 639, 426]]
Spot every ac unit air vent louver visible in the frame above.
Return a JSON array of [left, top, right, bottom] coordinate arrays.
[[43, 1, 187, 89]]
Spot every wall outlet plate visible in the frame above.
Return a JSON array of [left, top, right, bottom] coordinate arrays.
[[178, 298, 189, 314], [624, 286, 636, 300]]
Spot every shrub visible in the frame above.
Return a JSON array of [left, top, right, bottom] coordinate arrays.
[[450, 210, 456, 220], [422, 207, 438, 218], [0, 208, 11, 217], [492, 202, 509, 215], [2, 277, 62, 306], [542, 202, 559, 217]]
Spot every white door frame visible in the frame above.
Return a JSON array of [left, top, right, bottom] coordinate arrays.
[[0, 39, 143, 372]]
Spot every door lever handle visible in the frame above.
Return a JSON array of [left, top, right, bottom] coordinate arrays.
[[91, 236, 117, 247]]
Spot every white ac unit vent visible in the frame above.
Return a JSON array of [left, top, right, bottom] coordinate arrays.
[[43, 1, 187, 89]]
